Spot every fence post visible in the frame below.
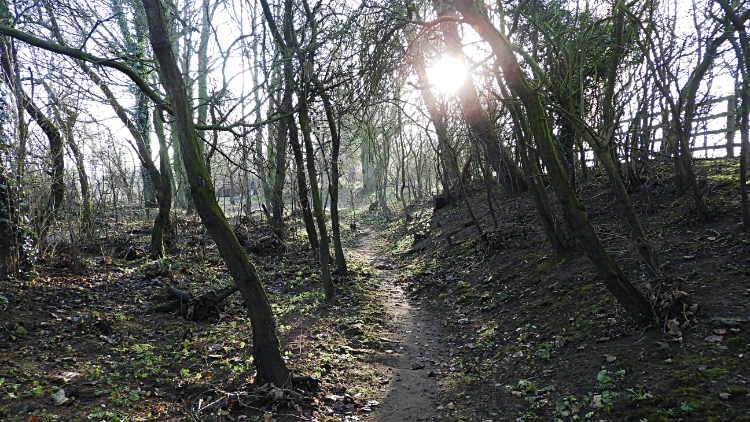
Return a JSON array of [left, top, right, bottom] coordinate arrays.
[[727, 96, 737, 158], [662, 110, 674, 158]]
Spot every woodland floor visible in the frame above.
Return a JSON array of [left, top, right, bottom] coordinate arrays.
[[2, 158, 750, 422]]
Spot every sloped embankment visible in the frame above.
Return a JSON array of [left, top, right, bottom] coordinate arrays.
[[381, 160, 750, 421]]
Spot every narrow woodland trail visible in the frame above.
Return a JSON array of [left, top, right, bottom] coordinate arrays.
[[356, 226, 449, 421]]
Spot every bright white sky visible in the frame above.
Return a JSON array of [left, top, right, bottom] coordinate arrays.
[[11, 0, 740, 182]]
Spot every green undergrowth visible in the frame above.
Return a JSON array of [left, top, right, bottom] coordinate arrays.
[[0, 222, 391, 422], [370, 176, 750, 421]]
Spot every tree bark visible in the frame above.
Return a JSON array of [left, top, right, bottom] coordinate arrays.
[[0, 39, 64, 230], [316, 81, 347, 273], [454, 0, 653, 325], [142, 0, 290, 387], [436, 3, 527, 197], [496, 74, 571, 253], [287, 118, 320, 251], [152, 106, 173, 258], [62, 114, 91, 237], [298, 54, 335, 303], [717, 0, 750, 231]]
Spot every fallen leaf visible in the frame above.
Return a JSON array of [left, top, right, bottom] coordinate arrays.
[[666, 319, 681, 336], [590, 394, 602, 408], [719, 392, 730, 400], [705, 335, 723, 343], [446, 402, 455, 410], [714, 329, 727, 335], [603, 354, 616, 363], [269, 387, 283, 402], [51, 389, 68, 406]]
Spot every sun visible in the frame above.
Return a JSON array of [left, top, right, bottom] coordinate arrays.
[[426, 56, 468, 93]]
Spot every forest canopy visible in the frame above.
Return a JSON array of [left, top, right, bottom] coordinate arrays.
[[0, 0, 747, 406]]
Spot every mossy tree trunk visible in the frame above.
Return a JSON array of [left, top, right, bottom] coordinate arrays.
[[61, 112, 91, 237], [569, 1, 659, 277], [436, 4, 527, 197], [454, 0, 653, 325], [717, 0, 749, 231], [315, 80, 347, 273], [143, 0, 290, 386], [152, 106, 173, 259], [287, 117, 320, 252], [499, 78, 571, 253], [296, 45, 335, 302]]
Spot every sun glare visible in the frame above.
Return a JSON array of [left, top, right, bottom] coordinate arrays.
[[426, 56, 468, 93]]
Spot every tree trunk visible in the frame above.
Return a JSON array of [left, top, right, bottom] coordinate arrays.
[[587, 134, 661, 277], [298, 55, 335, 303], [575, 1, 660, 277], [455, 0, 653, 325], [63, 118, 92, 237], [316, 82, 347, 273], [288, 119, 320, 251], [497, 74, 571, 253], [717, 0, 750, 230], [0, 42, 64, 237], [270, 111, 289, 239], [436, 4, 527, 197], [556, 116, 576, 190], [142, 0, 290, 387], [152, 106, 173, 258], [0, 75, 64, 219]]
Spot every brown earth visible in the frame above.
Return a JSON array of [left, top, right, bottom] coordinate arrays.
[[375, 158, 750, 421], [2, 158, 750, 422]]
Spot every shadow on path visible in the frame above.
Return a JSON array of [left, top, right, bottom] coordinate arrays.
[[357, 227, 450, 421]]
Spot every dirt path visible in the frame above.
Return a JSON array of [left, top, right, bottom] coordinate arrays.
[[357, 227, 448, 421]]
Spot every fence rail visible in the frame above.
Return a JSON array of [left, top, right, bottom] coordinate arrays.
[[588, 95, 741, 162]]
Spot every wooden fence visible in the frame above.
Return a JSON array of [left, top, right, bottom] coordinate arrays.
[[593, 95, 741, 162]]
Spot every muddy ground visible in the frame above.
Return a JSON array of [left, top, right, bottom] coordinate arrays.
[[2, 158, 750, 422]]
